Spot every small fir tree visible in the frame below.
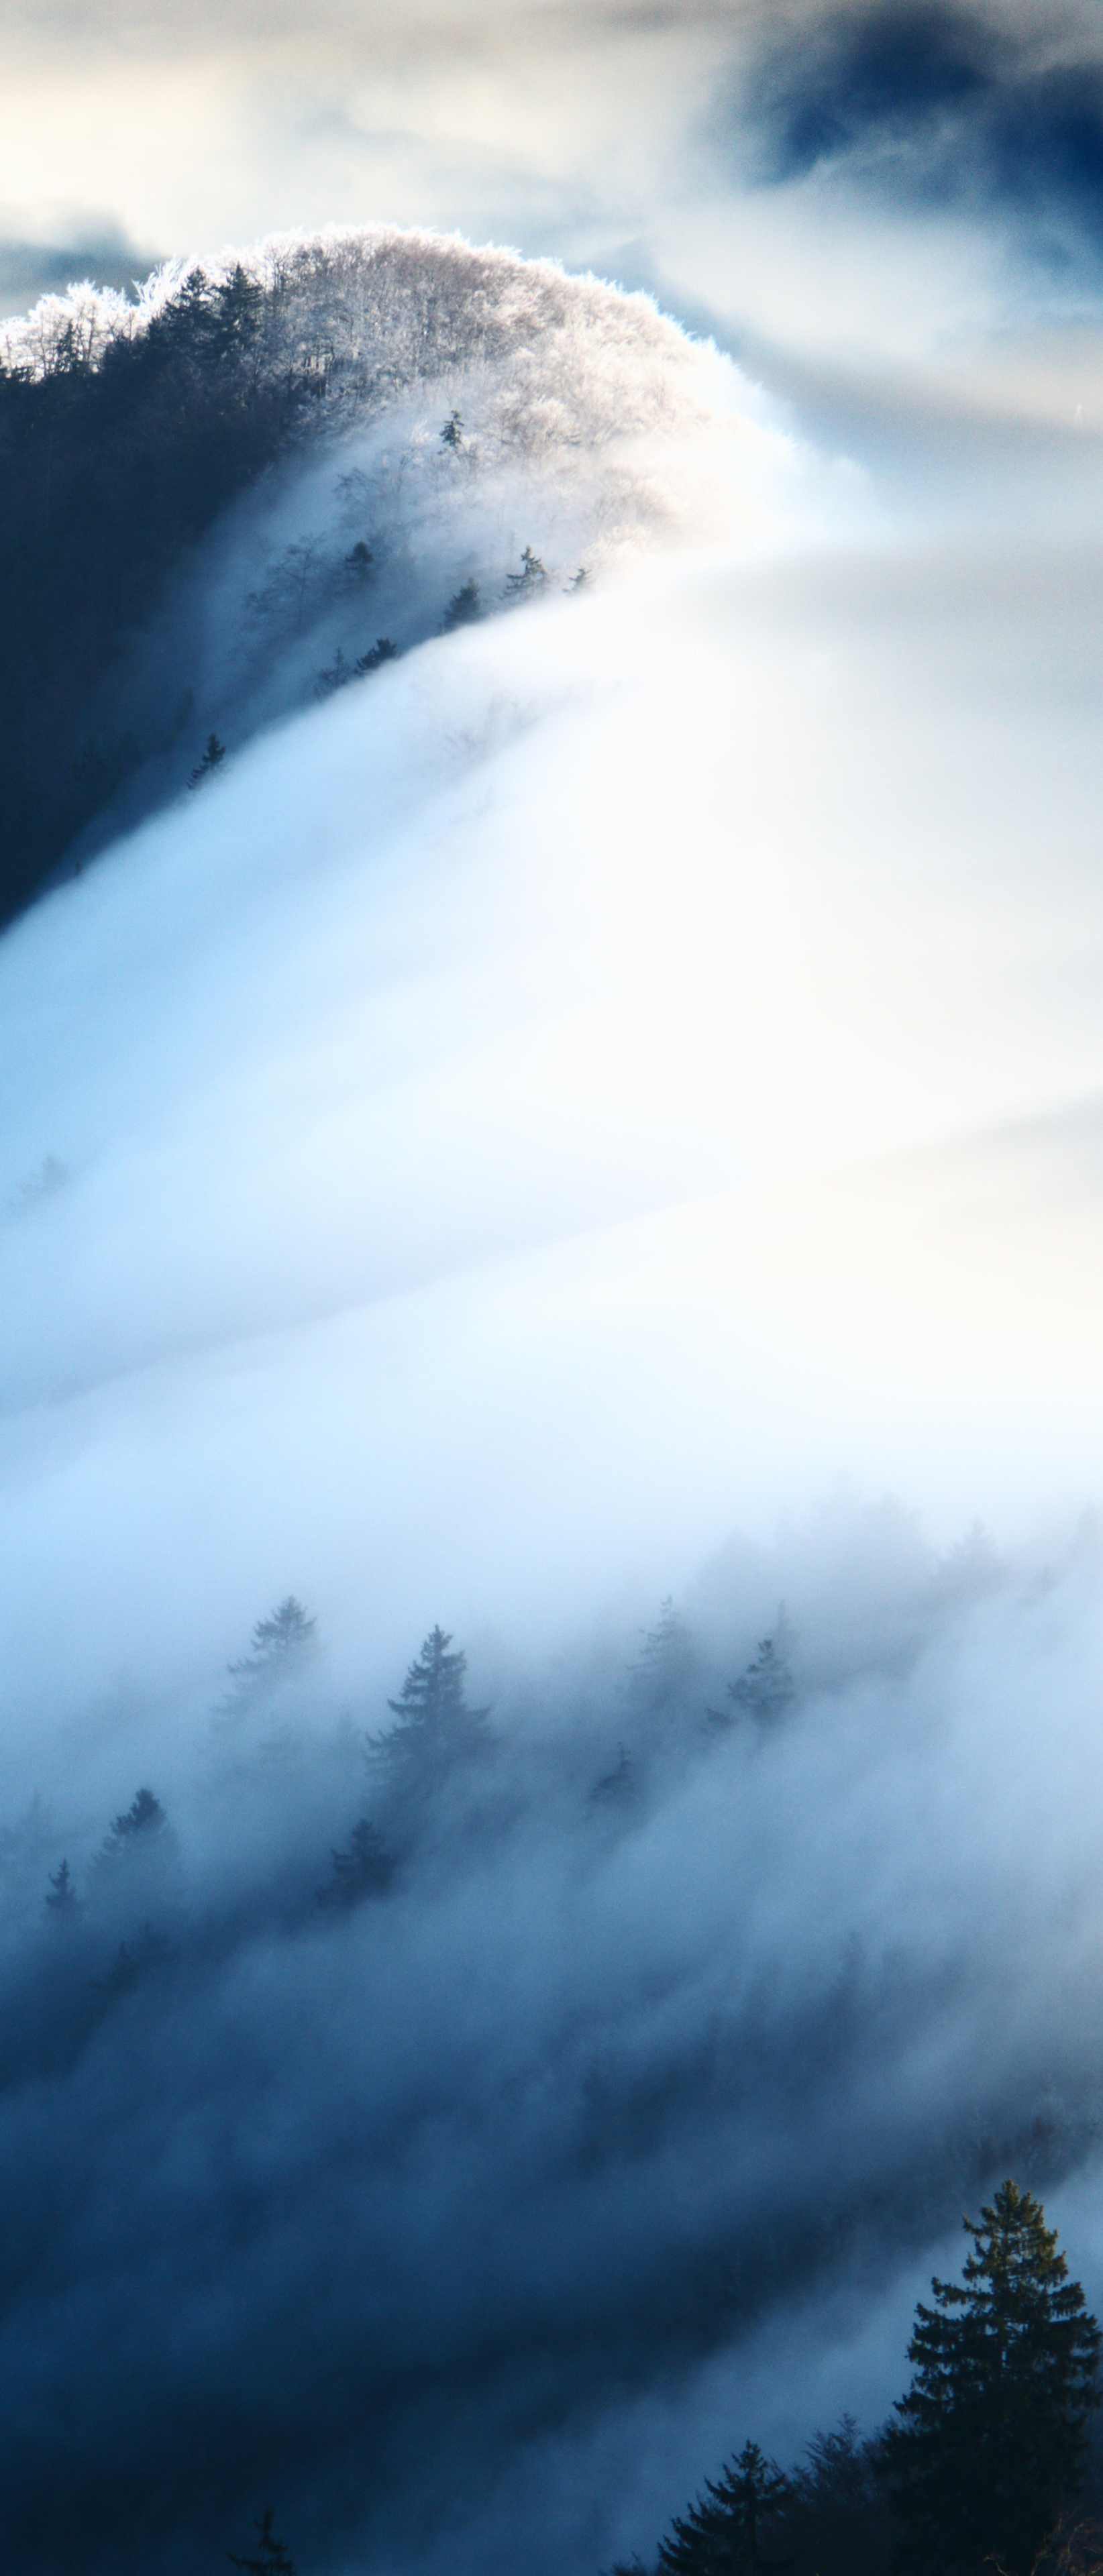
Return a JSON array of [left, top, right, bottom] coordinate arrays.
[[726, 1615, 795, 1723], [228, 2507, 297, 2575], [376, 1625, 488, 1773], [98, 1788, 168, 1860], [354, 637, 396, 674], [319, 1817, 395, 1907], [882, 2180, 1102, 2576], [442, 577, 480, 630], [506, 545, 547, 598], [45, 1858, 78, 1915], [441, 409, 464, 448], [627, 1597, 696, 1715], [315, 647, 353, 697], [228, 1597, 317, 1684], [658, 2440, 793, 2575], [189, 733, 226, 788]]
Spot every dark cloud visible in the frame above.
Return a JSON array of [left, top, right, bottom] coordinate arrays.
[[743, 3, 1103, 251], [0, 225, 159, 319]]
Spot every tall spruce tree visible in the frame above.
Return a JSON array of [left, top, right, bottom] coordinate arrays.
[[226, 1596, 317, 1687], [377, 1625, 487, 1773], [658, 2440, 793, 2575], [882, 2180, 1101, 2576]]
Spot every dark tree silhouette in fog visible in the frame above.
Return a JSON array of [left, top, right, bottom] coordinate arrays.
[[882, 2180, 1102, 2576], [658, 2440, 793, 2575]]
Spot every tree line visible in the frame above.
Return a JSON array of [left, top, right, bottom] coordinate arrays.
[[0, 262, 321, 922], [631, 2180, 1103, 2576], [0, 226, 623, 930], [229, 2183, 1103, 2576]]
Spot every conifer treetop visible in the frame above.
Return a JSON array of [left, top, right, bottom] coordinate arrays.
[[883, 2179, 1102, 2576], [229, 1595, 317, 1679], [658, 2439, 793, 2575], [375, 1624, 489, 1768]]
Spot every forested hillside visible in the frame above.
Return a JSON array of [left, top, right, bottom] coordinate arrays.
[[0, 229, 731, 926], [0, 1507, 1099, 2573]]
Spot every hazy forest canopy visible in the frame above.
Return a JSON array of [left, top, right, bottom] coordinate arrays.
[[1, 1499, 1103, 2573], [0, 226, 759, 926]]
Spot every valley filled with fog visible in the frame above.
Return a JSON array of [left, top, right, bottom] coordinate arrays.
[[5, 197, 1103, 2573]]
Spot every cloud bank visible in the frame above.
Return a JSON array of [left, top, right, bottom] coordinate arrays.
[[5, 215, 1103, 2573]]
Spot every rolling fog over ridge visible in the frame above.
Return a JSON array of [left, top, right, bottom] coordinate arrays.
[[0, 229, 817, 920], [7, 197, 1103, 2570]]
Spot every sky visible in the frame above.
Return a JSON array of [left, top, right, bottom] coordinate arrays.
[[9, 7, 1103, 2571], [9, 0, 1103, 364]]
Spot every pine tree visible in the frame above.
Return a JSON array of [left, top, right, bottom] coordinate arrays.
[[506, 545, 547, 598], [882, 2180, 1102, 2576], [375, 1625, 488, 1775], [207, 263, 264, 362], [227, 1597, 317, 1684], [627, 1598, 696, 1715], [354, 638, 396, 674], [98, 1788, 168, 1859], [45, 1858, 78, 1915], [725, 1615, 795, 1724], [442, 577, 480, 630], [658, 2441, 793, 2575], [227, 2506, 297, 2575], [441, 409, 464, 448], [189, 733, 226, 788], [319, 1817, 395, 1907]]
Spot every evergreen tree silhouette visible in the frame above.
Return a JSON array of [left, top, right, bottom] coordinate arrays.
[[658, 2440, 793, 2573], [627, 1597, 696, 1715], [227, 1596, 317, 1684], [98, 1788, 168, 1860], [319, 1817, 395, 1907], [376, 1625, 488, 1776], [227, 2507, 297, 2575], [721, 1614, 795, 1725], [189, 733, 226, 788], [882, 2180, 1102, 2576], [44, 1858, 78, 1915], [442, 577, 480, 629], [354, 638, 396, 674], [506, 545, 547, 597]]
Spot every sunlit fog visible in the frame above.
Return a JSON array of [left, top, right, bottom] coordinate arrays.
[[6, 7, 1103, 2569]]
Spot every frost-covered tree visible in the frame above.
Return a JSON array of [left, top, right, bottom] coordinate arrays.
[[0, 228, 721, 921]]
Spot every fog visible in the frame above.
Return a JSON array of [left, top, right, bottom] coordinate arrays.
[[5, 206, 1103, 2569]]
